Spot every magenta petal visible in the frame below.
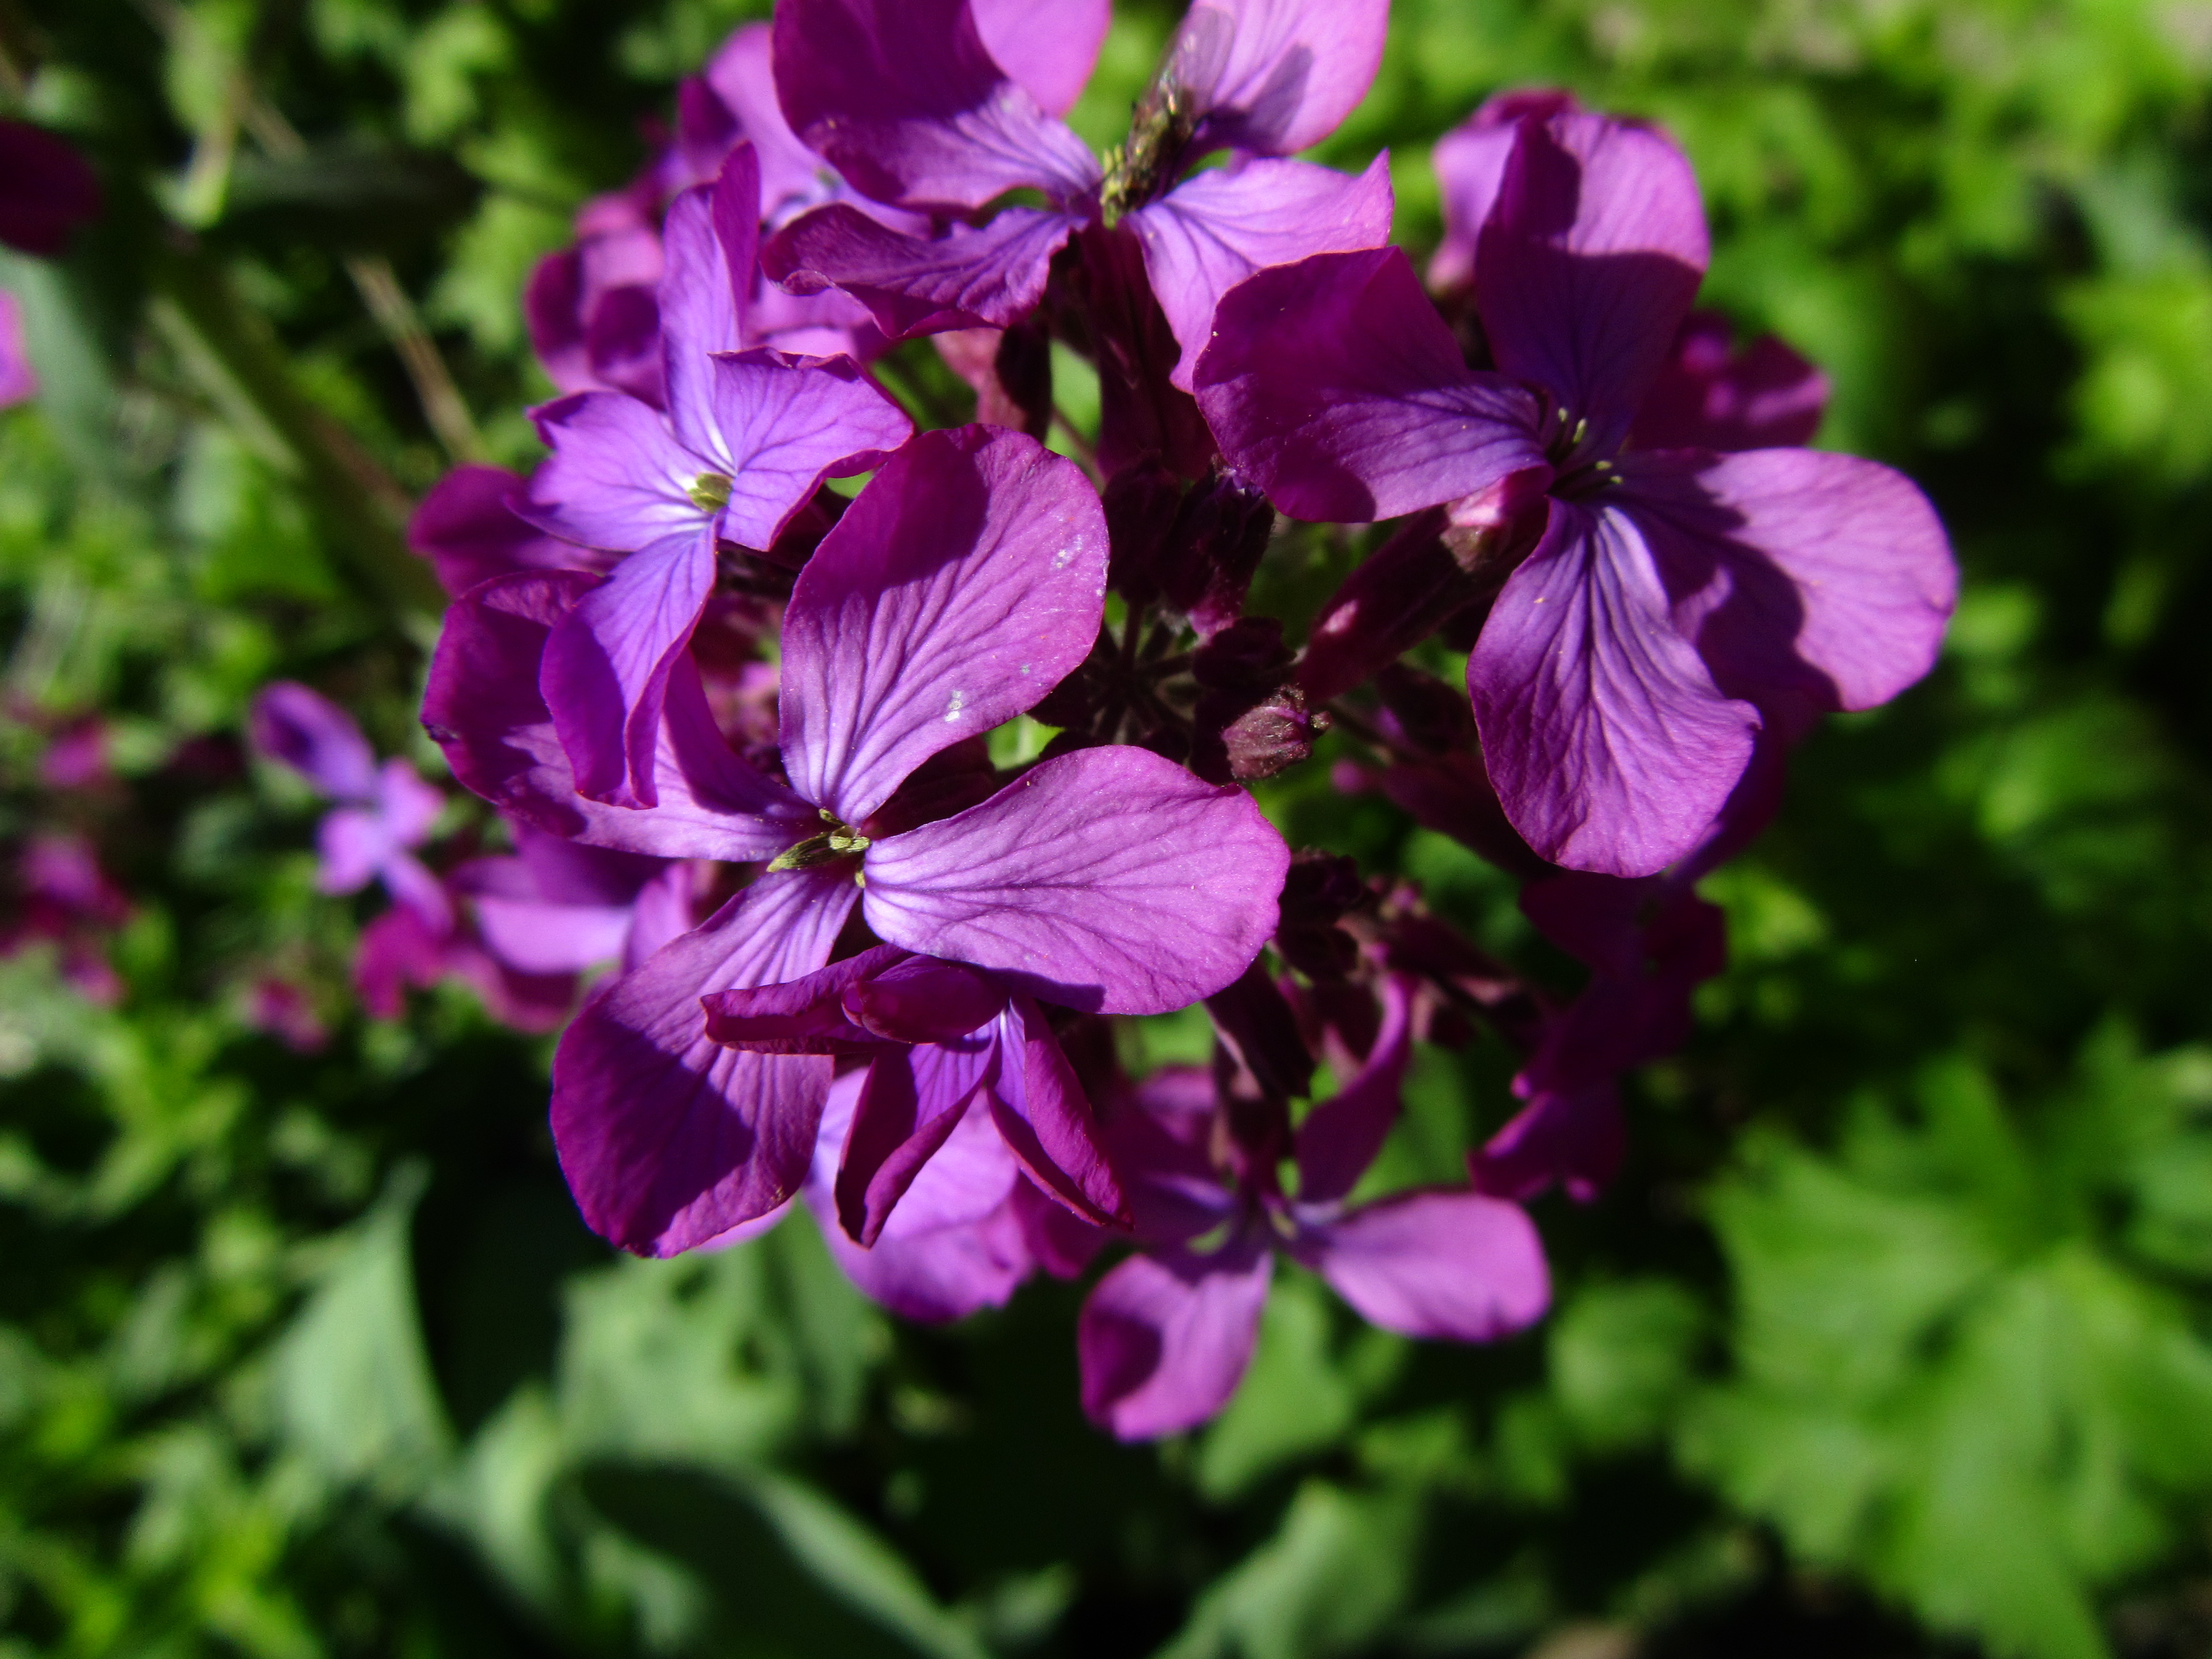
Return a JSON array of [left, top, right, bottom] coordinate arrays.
[[1470, 1079, 1627, 1204], [1469, 498, 1759, 877], [1078, 1244, 1273, 1440], [772, 0, 1101, 210], [424, 571, 812, 861], [1619, 448, 1957, 718], [971, 0, 1109, 115], [657, 152, 759, 446], [250, 682, 379, 801], [0, 290, 35, 410], [409, 465, 585, 595], [1427, 92, 1579, 293], [779, 426, 1107, 824], [540, 529, 716, 807], [551, 867, 860, 1255], [522, 392, 707, 553], [695, 349, 913, 548], [378, 849, 456, 934], [845, 954, 1009, 1043], [700, 944, 903, 1055], [1630, 312, 1828, 451], [1195, 247, 1547, 524], [1298, 1189, 1550, 1341], [471, 894, 636, 975], [1293, 973, 1415, 1206], [837, 1025, 1000, 1243], [1168, 0, 1390, 158], [765, 203, 1080, 339], [314, 807, 388, 895], [1476, 113, 1709, 437], [1130, 155, 1394, 393], [703, 26, 829, 229], [863, 746, 1288, 1016], [986, 996, 1127, 1225]]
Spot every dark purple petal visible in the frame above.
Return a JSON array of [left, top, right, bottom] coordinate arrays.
[[1469, 497, 1759, 877], [779, 426, 1107, 824], [765, 203, 1081, 339], [1426, 92, 1578, 293], [1296, 511, 1473, 703], [551, 867, 860, 1256], [1195, 247, 1547, 523], [0, 291, 36, 410], [540, 529, 717, 807], [1078, 1243, 1273, 1439], [1293, 972, 1414, 1205], [521, 392, 708, 554], [658, 152, 759, 446], [971, 0, 1110, 115], [1129, 155, 1394, 392], [1617, 448, 1956, 718], [526, 248, 592, 394], [1166, 0, 1390, 158], [353, 904, 448, 1021], [772, 0, 1101, 210], [692, 349, 913, 548], [377, 849, 457, 935], [1296, 1189, 1550, 1339], [1476, 112, 1709, 439], [1630, 312, 1828, 451], [701, 944, 904, 1055], [251, 682, 380, 802], [0, 121, 101, 257], [409, 465, 588, 596], [986, 996, 1128, 1225], [837, 1022, 1000, 1243], [1100, 1069, 1239, 1244], [423, 571, 812, 861], [863, 745, 1289, 1016], [1467, 1082, 1624, 1204], [846, 954, 1009, 1043]]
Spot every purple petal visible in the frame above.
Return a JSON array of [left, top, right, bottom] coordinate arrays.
[[0, 290, 37, 410], [1630, 312, 1828, 451], [315, 807, 389, 896], [765, 203, 1080, 339], [1100, 1068, 1239, 1244], [971, 0, 1109, 115], [0, 121, 101, 258], [423, 571, 813, 861], [846, 954, 1009, 1043], [658, 151, 760, 446], [779, 426, 1107, 824], [1427, 92, 1579, 293], [551, 867, 860, 1255], [1476, 112, 1709, 438], [250, 682, 379, 801], [1468, 1082, 1625, 1204], [703, 26, 833, 229], [1295, 510, 1469, 703], [1166, 0, 1390, 158], [526, 248, 592, 394], [1293, 973, 1415, 1206], [511, 822, 668, 907], [1617, 448, 1956, 718], [692, 349, 914, 548], [1469, 497, 1759, 877], [837, 1022, 1000, 1243], [817, 1067, 1023, 1236], [1130, 155, 1394, 393], [540, 529, 717, 807], [353, 903, 448, 1021], [409, 465, 587, 596], [986, 996, 1128, 1225], [374, 758, 444, 848], [1195, 247, 1547, 523], [863, 745, 1289, 1015], [1078, 1243, 1273, 1439], [470, 892, 636, 975], [771, 0, 1101, 210], [700, 945, 904, 1055], [521, 391, 708, 554], [1298, 1189, 1550, 1341], [377, 849, 456, 935]]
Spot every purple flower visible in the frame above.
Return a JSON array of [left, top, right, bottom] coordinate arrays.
[[352, 900, 579, 1033], [1076, 978, 1550, 1439], [424, 426, 1291, 1254], [3, 832, 129, 1003], [407, 464, 595, 598], [1196, 103, 1958, 877], [451, 824, 694, 978], [763, 0, 1394, 390], [519, 147, 914, 809], [250, 682, 451, 932]]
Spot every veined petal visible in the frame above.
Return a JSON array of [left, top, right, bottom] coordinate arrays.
[[1427, 92, 1578, 293], [520, 392, 708, 552], [987, 996, 1127, 1225], [659, 150, 760, 449], [863, 745, 1288, 1015], [250, 682, 379, 802], [1078, 1244, 1273, 1439], [845, 954, 1009, 1043], [1195, 247, 1547, 524], [695, 349, 912, 549], [1293, 972, 1415, 1205], [1130, 155, 1394, 393], [1167, 0, 1390, 158], [551, 867, 860, 1256], [703, 26, 831, 230], [1469, 497, 1759, 877], [837, 1023, 1001, 1243], [423, 571, 812, 862], [779, 426, 1107, 824], [701, 944, 903, 1055], [765, 203, 1081, 339], [1477, 112, 1709, 438], [1297, 1189, 1550, 1341], [540, 529, 717, 807], [772, 0, 1101, 210], [972, 0, 1110, 116], [408, 465, 585, 597], [1617, 448, 1956, 717], [1629, 312, 1828, 451]]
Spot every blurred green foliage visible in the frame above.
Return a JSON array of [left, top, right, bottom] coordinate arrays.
[[3, 0, 2212, 1656]]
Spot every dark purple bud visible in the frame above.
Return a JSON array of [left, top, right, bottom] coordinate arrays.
[[1298, 509, 1477, 703], [1192, 616, 1293, 690], [1275, 852, 1366, 983], [1081, 222, 1217, 483], [1160, 471, 1275, 637], [1193, 684, 1327, 784], [1374, 663, 1477, 756], [990, 313, 1055, 441], [1101, 459, 1182, 602], [1205, 959, 1314, 1102]]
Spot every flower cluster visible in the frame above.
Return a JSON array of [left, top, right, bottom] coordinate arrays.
[[377, 0, 1953, 1437]]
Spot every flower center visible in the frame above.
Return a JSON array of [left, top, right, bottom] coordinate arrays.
[[687, 471, 733, 513], [765, 809, 871, 874]]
